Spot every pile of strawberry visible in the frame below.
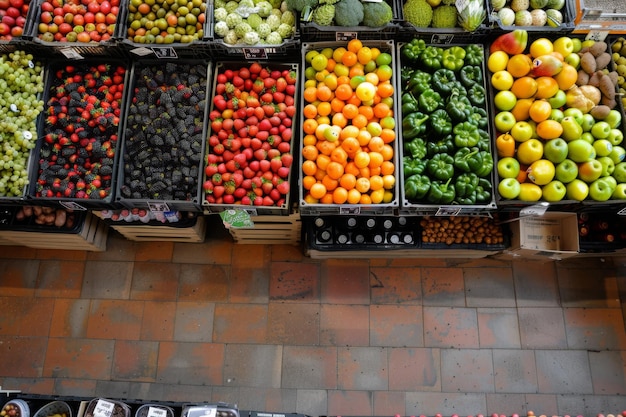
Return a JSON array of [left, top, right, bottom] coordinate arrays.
[[204, 62, 297, 207], [35, 62, 125, 200]]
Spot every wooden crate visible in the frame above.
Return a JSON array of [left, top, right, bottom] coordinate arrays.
[[0, 212, 109, 251], [110, 216, 206, 242], [228, 211, 302, 245]]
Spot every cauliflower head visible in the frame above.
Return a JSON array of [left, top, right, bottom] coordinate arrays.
[[246, 13, 263, 28], [223, 29, 239, 44], [234, 21, 252, 37], [266, 13, 281, 29], [257, 22, 272, 37], [277, 22, 293, 37], [281, 9, 295, 25], [214, 7, 228, 21], [362, 1, 393, 27], [225, 12, 243, 27], [432, 4, 457, 27], [333, 0, 363, 26], [265, 31, 283, 43], [403, 0, 432, 27], [224, 0, 240, 12], [312, 3, 335, 25], [214, 20, 230, 36], [256, 0, 273, 16], [243, 31, 260, 44]]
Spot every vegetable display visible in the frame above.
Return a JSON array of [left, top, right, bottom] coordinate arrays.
[[420, 215, 506, 245], [403, 0, 485, 31], [489, 0, 566, 27], [400, 40, 494, 206], [292, 0, 393, 28], [204, 62, 296, 207]]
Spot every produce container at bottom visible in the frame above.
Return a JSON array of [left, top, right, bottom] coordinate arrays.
[[84, 399, 131, 417], [397, 40, 497, 216], [298, 39, 400, 216], [32, 401, 72, 417], [202, 61, 298, 216], [116, 60, 211, 212]]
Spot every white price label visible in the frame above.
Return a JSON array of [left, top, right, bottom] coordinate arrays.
[[94, 400, 115, 417], [151, 47, 178, 59], [519, 202, 549, 217], [618, 206, 626, 215], [28, 60, 34, 68], [60, 48, 85, 60], [147, 407, 167, 417], [10, 104, 18, 112], [22, 131, 32, 140], [148, 201, 170, 212], [60, 201, 87, 211], [436, 206, 462, 216], [586, 31, 609, 42]]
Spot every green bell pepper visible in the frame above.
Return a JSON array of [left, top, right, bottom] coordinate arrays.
[[403, 155, 426, 177], [400, 66, 415, 88], [454, 147, 482, 173], [430, 108, 452, 136], [453, 122, 480, 147], [420, 46, 443, 71], [432, 69, 457, 96], [467, 85, 486, 107], [419, 88, 443, 113], [427, 153, 455, 181], [407, 70, 432, 95], [427, 178, 455, 204], [475, 178, 492, 203], [464, 44, 484, 66], [455, 172, 479, 200], [467, 106, 488, 129], [401, 38, 426, 65], [449, 80, 467, 97], [404, 137, 427, 160], [474, 150, 494, 177], [427, 134, 455, 157], [401, 92, 420, 115], [442, 46, 466, 71], [446, 93, 473, 122], [402, 112, 429, 140], [404, 174, 431, 200], [459, 65, 483, 88], [476, 128, 491, 152]]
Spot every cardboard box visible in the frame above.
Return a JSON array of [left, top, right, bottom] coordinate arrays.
[[501, 212, 579, 261]]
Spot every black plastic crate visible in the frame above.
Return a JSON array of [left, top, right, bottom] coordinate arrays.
[[398, 0, 490, 37], [577, 210, 626, 253], [0, 204, 86, 232], [418, 214, 509, 250]]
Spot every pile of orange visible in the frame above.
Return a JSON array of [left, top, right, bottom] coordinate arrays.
[[301, 39, 397, 205]]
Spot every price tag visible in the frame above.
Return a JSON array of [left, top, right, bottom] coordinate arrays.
[[617, 206, 626, 215], [339, 206, 360, 215], [147, 407, 167, 417], [93, 400, 115, 417], [10, 104, 18, 112], [336, 32, 358, 42], [60, 201, 87, 211], [187, 407, 217, 417], [60, 48, 84, 60], [22, 131, 32, 140], [243, 48, 268, 60], [28, 60, 34, 69], [148, 201, 170, 212], [131, 47, 156, 56], [519, 202, 549, 217], [220, 208, 254, 228], [435, 206, 462, 216], [151, 47, 178, 59], [431, 34, 454, 44], [586, 30, 609, 41]]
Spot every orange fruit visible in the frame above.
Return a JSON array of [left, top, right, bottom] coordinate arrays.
[[332, 187, 348, 204], [340, 126, 360, 140], [367, 136, 385, 153], [317, 102, 332, 117], [355, 177, 370, 193], [346, 188, 361, 204], [377, 81, 394, 98], [322, 174, 338, 191], [303, 86, 318, 103], [341, 137, 361, 154], [536, 119, 564, 140], [506, 54, 533, 78], [534, 76, 559, 99], [357, 47, 372, 65], [511, 98, 534, 122], [335, 83, 353, 101], [339, 173, 357, 190], [373, 102, 391, 119], [342, 103, 359, 119], [316, 85, 333, 102], [352, 114, 369, 129], [382, 174, 395, 189], [309, 183, 327, 199], [302, 175, 316, 190], [354, 151, 371, 169], [316, 154, 331, 171], [347, 38, 363, 53], [510, 76, 538, 99], [554, 63, 578, 90], [302, 145, 319, 161], [380, 144, 394, 161], [331, 97, 345, 113], [303, 119, 318, 135], [341, 51, 357, 67], [368, 152, 384, 169], [302, 159, 317, 176], [332, 112, 348, 128], [528, 99, 552, 123], [326, 161, 345, 180], [303, 103, 318, 119], [380, 128, 396, 144], [369, 175, 384, 191], [320, 193, 334, 204]]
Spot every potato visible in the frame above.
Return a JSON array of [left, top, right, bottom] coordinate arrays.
[[581, 52, 597, 74], [599, 73, 616, 101], [54, 209, 67, 227], [590, 41, 608, 57], [577, 69, 590, 86], [588, 71, 602, 87], [595, 52, 612, 70], [590, 104, 611, 120]]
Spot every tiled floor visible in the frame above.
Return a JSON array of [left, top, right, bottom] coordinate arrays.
[[0, 218, 626, 416]]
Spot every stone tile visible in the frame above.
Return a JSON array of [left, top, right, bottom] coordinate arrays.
[[518, 307, 568, 349], [172, 238, 233, 265], [556, 394, 626, 416], [35, 260, 84, 298], [112, 340, 159, 381], [178, 264, 229, 302], [337, 346, 388, 390], [512, 260, 560, 307], [588, 350, 626, 395], [327, 390, 372, 416], [210, 386, 239, 405], [464, 267, 516, 308], [269, 261, 320, 302], [156, 341, 224, 385], [271, 244, 306, 262], [130, 262, 180, 301], [174, 302, 215, 342], [0, 296, 54, 337], [320, 304, 369, 346], [35, 248, 88, 261], [387, 347, 440, 391], [535, 350, 593, 394], [141, 301, 176, 341], [486, 393, 528, 416], [524, 394, 558, 416], [53, 378, 97, 397], [43, 338, 114, 379], [421, 267, 466, 307], [0, 377, 54, 394], [81, 261, 134, 299], [373, 391, 406, 416], [94, 380, 132, 398], [493, 349, 538, 393], [405, 392, 486, 416], [87, 232, 137, 261], [230, 244, 270, 303], [321, 259, 370, 305], [441, 348, 494, 393], [0, 259, 39, 297], [369, 304, 423, 347], [0, 336, 47, 377], [295, 389, 327, 417], [423, 306, 479, 348], [282, 346, 337, 389], [49, 299, 90, 338], [134, 241, 174, 262], [369, 266, 422, 305], [237, 387, 297, 413], [213, 304, 267, 343], [86, 300, 144, 340], [564, 308, 626, 350], [266, 302, 320, 345], [477, 307, 520, 348], [143, 383, 213, 402], [0, 246, 39, 259], [557, 266, 620, 308], [223, 344, 283, 388]]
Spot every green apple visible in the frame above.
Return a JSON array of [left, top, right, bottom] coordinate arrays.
[[553, 36, 574, 56], [610, 146, 626, 164], [563, 107, 583, 125], [571, 37, 582, 53], [580, 113, 595, 132], [528, 159, 555, 185], [491, 70, 514, 91], [566, 178, 589, 201], [581, 132, 595, 144], [511, 121, 534, 142], [543, 138, 569, 163], [614, 161, 626, 183], [604, 109, 622, 129], [589, 178, 613, 201], [498, 178, 521, 200], [517, 138, 544, 165], [608, 128, 624, 146], [497, 157, 521, 179], [568, 139, 596, 163], [603, 175, 617, 192], [564, 52, 580, 69], [494, 90, 517, 111], [597, 156, 615, 177], [549, 108, 564, 122], [555, 159, 578, 183], [560, 116, 583, 141], [542, 180, 567, 202], [548, 90, 567, 109], [612, 183, 626, 199], [577, 159, 603, 183], [593, 139, 613, 157], [519, 182, 543, 202], [591, 121, 612, 139], [494, 111, 517, 133]]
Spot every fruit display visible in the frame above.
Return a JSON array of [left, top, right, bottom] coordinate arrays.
[[1, 402, 24, 417], [32, 61, 126, 202], [488, 0, 568, 28], [610, 36, 626, 111], [300, 39, 398, 209], [489, 31, 626, 203], [13, 204, 79, 228], [399, 40, 495, 207], [213, 0, 295, 46], [419, 215, 506, 246], [0, 0, 31, 39], [36, 0, 120, 43], [118, 61, 208, 208], [126, 0, 206, 44], [403, 0, 486, 31], [203, 61, 297, 209], [0, 50, 44, 198]]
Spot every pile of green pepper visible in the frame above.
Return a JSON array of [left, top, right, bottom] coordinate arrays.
[[400, 41, 494, 206]]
